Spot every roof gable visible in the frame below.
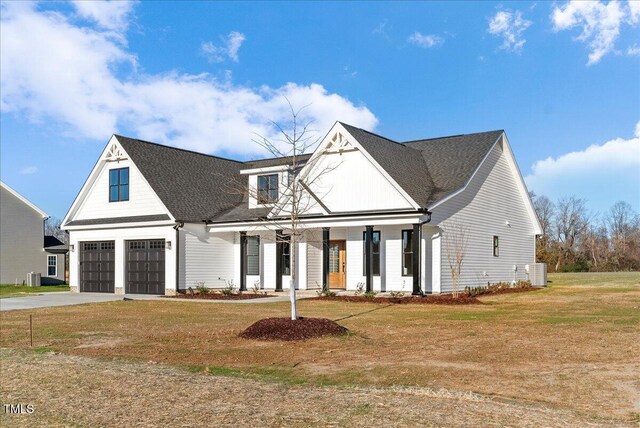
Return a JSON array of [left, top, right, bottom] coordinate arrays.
[[115, 136, 246, 222], [0, 181, 48, 218]]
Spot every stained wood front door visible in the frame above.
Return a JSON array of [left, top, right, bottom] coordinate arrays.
[[328, 240, 346, 289]]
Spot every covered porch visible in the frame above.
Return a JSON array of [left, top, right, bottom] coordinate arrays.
[[207, 211, 442, 294]]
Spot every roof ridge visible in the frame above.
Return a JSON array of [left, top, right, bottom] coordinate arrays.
[[114, 134, 245, 165], [402, 129, 504, 144], [339, 122, 410, 147], [247, 152, 313, 164]]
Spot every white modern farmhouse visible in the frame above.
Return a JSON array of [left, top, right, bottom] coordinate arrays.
[[62, 122, 542, 295]]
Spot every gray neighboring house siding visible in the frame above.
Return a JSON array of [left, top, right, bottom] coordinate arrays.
[[0, 182, 66, 285]]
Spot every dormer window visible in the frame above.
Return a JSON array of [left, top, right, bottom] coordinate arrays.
[[257, 174, 278, 204], [109, 167, 129, 202]]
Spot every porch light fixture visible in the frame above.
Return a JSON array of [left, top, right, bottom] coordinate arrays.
[[69, 244, 75, 252], [166, 241, 172, 250]]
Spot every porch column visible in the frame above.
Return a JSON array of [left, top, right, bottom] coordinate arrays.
[[365, 225, 373, 293], [239, 231, 247, 291], [322, 227, 330, 292], [412, 223, 422, 295], [275, 230, 283, 292]]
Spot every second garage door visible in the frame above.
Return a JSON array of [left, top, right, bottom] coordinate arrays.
[[126, 240, 166, 294]]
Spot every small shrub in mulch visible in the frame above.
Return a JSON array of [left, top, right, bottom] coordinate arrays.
[[240, 317, 349, 341], [164, 293, 275, 300], [312, 294, 483, 305]]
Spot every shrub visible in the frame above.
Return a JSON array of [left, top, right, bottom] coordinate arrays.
[[316, 289, 337, 297], [354, 282, 365, 296], [195, 281, 209, 295], [221, 280, 237, 296], [363, 291, 377, 298], [388, 290, 405, 297]]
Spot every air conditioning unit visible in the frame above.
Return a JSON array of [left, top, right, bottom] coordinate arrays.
[[27, 272, 41, 287], [525, 263, 547, 287]]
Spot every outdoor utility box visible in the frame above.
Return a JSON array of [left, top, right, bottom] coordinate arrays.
[[525, 263, 547, 287], [27, 272, 41, 287]]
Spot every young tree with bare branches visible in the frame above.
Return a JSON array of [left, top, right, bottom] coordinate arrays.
[[226, 100, 340, 320], [444, 221, 468, 298]]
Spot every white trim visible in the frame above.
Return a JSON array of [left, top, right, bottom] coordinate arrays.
[[208, 212, 425, 233], [0, 181, 48, 218], [64, 220, 176, 231], [47, 254, 57, 277], [240, 165, 291, 175]]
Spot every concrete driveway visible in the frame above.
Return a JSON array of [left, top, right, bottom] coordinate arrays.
[[0, 292, 161, 311]]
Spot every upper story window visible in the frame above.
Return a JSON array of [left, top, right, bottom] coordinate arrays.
[[362, 230, 381, 276], [493, 235, 499, 257], [109, 167, 129, 202], [257, 174, 278, 204]]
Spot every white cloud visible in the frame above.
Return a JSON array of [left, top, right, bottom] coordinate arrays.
[[0, 3, 377, 157], [525, 122, 640, 208], [20, 166, 38, 175], [407, 32, 444, 48], [551, 0, 639, 65], [627, 44, 640, 56], [488, 9, 532, 53], [201, 31, 246, 63], [71, 0, 136, 34]]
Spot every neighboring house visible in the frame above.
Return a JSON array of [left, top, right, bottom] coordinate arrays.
[[1, 182, 68, 285], [62, 122, 542, 295]]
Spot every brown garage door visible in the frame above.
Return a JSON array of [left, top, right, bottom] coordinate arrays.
[[126, 240, 166, 295], [80, 241, 115, 293]]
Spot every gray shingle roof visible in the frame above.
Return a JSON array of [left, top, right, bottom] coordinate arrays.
[[111, 125, 503, 224], [340, 123, 436, 207], [403, 130, 504, 205], [117, 136, 246, 222]]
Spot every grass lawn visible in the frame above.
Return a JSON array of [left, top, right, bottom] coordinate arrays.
[[0, 284, 70, 298], [1, 272, 638, 425]]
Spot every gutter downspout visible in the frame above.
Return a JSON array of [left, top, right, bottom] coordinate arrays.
[[413, 211, 432, 296], [174, 222, 184, 294]]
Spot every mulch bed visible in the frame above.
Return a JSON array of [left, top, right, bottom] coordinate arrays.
[[240, 317, 349, 341], [312, 294, 483, 305], [165, 293, 276, 300], [472, 286, 544, 296]]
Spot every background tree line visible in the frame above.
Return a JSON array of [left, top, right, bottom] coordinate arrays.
[[531, 194, 640, 272]]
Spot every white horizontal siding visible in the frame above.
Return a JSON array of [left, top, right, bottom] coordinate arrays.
[[431, 138, 536, 292], [183, 225, 234, 289]]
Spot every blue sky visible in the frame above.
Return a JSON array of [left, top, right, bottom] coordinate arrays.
[[1, 1, 639, 220]]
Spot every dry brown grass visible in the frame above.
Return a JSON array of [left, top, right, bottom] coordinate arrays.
[[1, 272, 639, 425]]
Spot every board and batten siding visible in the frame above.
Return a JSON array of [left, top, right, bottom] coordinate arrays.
[[304, 147, 415, 213], [181, 224, 235, 290], [0, 185, 47, 284], [430, 137, 536, 292], [73, 158, 168, 220]]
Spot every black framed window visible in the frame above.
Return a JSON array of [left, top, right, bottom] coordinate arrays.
[[493, 235, 499, 257], [109, 167, 129, 202], [257, 174, 278, 204], [281, 235, 291, 276], [362, 231, 381, 276], [246, 236, 260, 275], [402, 230, 413, 276], [47, 255, 57, 276]]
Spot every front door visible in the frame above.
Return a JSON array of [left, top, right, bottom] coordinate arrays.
[[328, 240, 346, 289]]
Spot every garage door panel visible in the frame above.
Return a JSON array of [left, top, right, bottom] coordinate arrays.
[[126, 240, 165, 295], [80, 241, 115, 293]]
